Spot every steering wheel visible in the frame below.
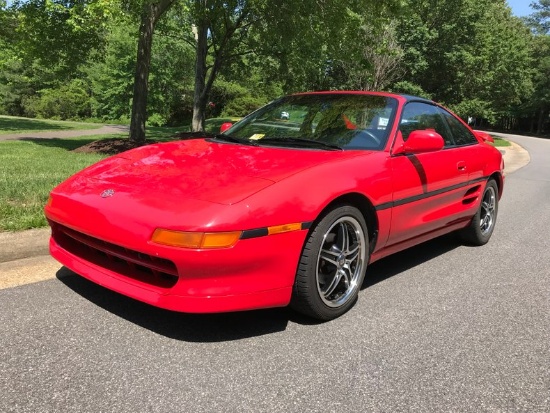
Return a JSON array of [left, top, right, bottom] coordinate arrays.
[[346, 130, 381, 148]]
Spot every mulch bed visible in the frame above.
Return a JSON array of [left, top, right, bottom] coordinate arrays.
[[71, 132, 203, 155], [72, 138, 156, 155]]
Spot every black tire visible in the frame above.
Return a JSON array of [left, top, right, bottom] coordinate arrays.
[[459, 179, 499, 246], [290, 205, 368, 321]]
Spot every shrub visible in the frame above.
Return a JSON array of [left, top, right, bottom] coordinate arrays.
[[146, 113, 167, 127], [22, 79, 92, 120]]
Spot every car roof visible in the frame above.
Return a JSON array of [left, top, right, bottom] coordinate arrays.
[[398, 94, 434, 104], [294, 90, 435, 105]]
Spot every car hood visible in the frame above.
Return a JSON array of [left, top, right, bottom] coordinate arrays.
[[63, 138, 368, 205]]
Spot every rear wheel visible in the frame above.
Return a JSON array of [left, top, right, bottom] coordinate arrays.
[[291, 205, 368, 321], [459, 179, 499, 245]]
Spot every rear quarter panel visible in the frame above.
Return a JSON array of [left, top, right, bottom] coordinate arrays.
[[465, 142, 505, 196]]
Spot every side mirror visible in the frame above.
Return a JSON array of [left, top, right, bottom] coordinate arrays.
[[220, 122, 233, 133], [473, 130, 494, 143], [402, 130, 444, 154]]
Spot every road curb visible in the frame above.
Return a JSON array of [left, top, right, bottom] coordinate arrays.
[[0, 227, 51, 264], [501, 141, 530, 175]]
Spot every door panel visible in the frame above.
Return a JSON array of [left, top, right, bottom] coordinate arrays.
[[387, 147, 471, 246], [385, 101, 482, 247]]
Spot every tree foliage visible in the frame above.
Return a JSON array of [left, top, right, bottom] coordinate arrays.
[[516, 1, 550, 133], [526, 0, 550, 34], [0, 0, 548, 134], [394, 0, 535, 128]]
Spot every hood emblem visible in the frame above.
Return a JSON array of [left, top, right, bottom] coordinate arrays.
[[101, 189, 115, 198]]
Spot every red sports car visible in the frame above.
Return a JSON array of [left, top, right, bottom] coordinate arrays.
[[45, 92, 504, 320]]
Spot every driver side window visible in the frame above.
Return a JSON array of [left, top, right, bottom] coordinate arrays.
[[400, 102, 454, 146]]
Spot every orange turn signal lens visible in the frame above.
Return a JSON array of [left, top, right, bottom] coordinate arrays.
[[151, 229, 241, 249], [267, 223, 302, 235], [201, 232, 242, 248], [152, 229, 203, 248]]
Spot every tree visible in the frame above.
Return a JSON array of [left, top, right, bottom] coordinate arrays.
[[13, 0, 109, 79], [0, 0, 12, 38], [524, 0, 550, 131], [185, 0, 402, 131], [128, 0, 176, 144], [0, 0, 113, 117], [186, 0, 273, 131], [85, 19, 137, 122], [394, 0, 533, 128], [336, 18, 403, 91], [526, 0, 550, 34]]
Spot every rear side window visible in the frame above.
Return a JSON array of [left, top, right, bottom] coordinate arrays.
[[439, 109, 478, 146]]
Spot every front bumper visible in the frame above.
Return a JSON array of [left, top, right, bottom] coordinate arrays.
[[48, 221, 307, 313]]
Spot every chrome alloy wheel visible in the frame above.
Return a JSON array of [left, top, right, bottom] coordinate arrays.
[[315, 217, 366, 308], [480, 185, 496, 235]]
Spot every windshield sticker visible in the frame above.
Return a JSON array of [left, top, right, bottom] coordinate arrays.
[[250, 134, 265, 140]]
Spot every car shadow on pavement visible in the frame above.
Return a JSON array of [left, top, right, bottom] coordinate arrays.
[[56, 267, 293, 342], [56, 233, 462, 342], [361, 233, 461, 289]]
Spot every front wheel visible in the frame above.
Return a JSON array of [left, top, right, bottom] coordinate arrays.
[[459, 179, 499, 245], [290, 205, 368, 321]]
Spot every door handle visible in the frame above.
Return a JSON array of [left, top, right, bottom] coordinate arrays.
[[457, 161, 467, 171]]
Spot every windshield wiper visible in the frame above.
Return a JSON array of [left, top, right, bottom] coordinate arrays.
[[258, 137, 342, 151], [210, 133, 259, 146], [173, 131, 258, 146]]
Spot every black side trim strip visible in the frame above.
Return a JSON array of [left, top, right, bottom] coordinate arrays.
[[240, 228, 269, 239], [301, 221, 313, 230], [375, 176, 489, 211], [240, 221, 313, 240]]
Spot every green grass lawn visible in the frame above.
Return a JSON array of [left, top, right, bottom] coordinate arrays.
[[0, 115, 104, 134], [0, 127, 183, 231], [491, 136, 512, 147]]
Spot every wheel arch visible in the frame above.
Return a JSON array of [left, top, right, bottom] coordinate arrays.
[[489, 171, 504, 199], [310, 192, 379, 255]]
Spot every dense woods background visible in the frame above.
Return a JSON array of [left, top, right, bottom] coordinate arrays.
[[0, 0, 549, 141]]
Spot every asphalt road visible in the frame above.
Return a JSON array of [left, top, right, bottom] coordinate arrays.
[[1, 133, 549, 413]]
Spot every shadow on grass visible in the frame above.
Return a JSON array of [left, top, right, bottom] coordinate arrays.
[[18, 137, 101, 151], [55, 233, 462, 341], [0, 117, 70, 133], [0, 116, 103, 134], [17, 134, 185, 155], [147, 126, 188, 141]]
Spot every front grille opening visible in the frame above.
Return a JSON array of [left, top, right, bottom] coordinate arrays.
[[51, 223, 179, 288]]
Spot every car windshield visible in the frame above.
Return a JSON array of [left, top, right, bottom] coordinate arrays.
[[223, 93, 398, 150]]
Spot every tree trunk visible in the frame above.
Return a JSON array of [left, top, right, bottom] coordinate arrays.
[[537, 107, 545, 134], [129, 0, 175, 145], [191, 20, 209, 132], [191, 7, 247, 132]]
